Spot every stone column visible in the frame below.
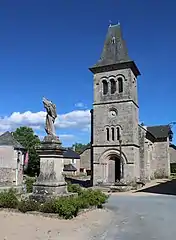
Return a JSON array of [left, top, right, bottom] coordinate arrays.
[[32, 135, 67, 200]]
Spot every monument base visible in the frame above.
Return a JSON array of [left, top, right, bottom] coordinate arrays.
[[30, 182, 73, 203], [33, 181, 67, 195], [32, 135, 69, 202]]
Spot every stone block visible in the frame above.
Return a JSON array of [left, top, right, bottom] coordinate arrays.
[[32, 135, 68, 201]]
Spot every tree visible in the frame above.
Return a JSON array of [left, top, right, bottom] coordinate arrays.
[[72, 142, 90, 154], [13, 126, 41, 176]]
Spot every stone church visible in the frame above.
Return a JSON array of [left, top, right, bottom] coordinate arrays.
[[85, 23, 173, 186]]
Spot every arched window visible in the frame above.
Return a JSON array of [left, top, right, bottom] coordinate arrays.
[[102, 80, 108, 95], [106, 128, 109, 141], [110, 79, 116, 94], [118, 77, 123, 93], [111, 127, 115, 141], [117, 127, 120, 140]]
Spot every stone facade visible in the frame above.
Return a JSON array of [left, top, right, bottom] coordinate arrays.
[[62, 148, 80, 175], [32, 136, 67, 200], [80, 148, 91, 171], [0, 145, 24, 186], [88, 24, 172, 186], [63, 157, 80, 174], [138, 125, 171, 182]]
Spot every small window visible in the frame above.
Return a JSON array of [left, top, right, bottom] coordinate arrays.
[[71, 159, 75, 164], [102, 80, 108, 95], [111, 128, 115, 141], [118, 77, 123, 93], [106, 128, 109, 141], [117, 127, 120, 140], [110, 79, 116, 94], [86, 170, 91, 176]]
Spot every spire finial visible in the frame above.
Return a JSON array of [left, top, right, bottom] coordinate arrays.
[[109, 20, 112, 27]]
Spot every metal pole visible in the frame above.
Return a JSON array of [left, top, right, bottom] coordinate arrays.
[[90, 109, 94, 186], [119, 137, 122, 180]]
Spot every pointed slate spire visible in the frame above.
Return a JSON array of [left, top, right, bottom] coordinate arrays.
[[96, 23, 131, 67], [89, 23, 140, 76]]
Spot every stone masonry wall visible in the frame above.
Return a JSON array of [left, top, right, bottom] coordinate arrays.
[[153, 138, 170, 178], [0, 168, 14, 185], [63, 158, 80, 173], [80, 148, 91, 170], [14, 149, 24, 186], [93, 145, 140, 185], [93, 68, 139, 147], [144, 139, 154, 181], [138, 125, 146, 181], [92, 67, 140, 185]]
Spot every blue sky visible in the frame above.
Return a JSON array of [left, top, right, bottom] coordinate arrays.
[[0, 0, 176, 146]]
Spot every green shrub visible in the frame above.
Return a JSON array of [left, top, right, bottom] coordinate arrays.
[[0, 188, 18, 209], [67, 183, 82, 195], [74, 195, 90, 209], [79, 189, 108, 208], [39, 188, 109, 220], [39, 199, 57, 213], [170, 163, 176, 174], [0, 183, 109, 220], [39, 197, 79, 219], [169, 173, 176, 179], [25, 177, 35, 193], [18, 200, 40, 213], [54, 197, 79, 219]]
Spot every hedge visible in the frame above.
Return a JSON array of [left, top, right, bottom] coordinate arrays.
[[25, 177, 36, 193], [0, 185, 109, 219]]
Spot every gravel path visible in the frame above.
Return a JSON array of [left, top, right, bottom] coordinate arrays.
[[1, 191, 176, 239], [0, 208, 114, 240]]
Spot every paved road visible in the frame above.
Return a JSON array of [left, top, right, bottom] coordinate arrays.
[[92, 193, 176, 239]]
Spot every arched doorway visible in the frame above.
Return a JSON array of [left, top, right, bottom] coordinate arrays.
[[108, 155, 123, 183]]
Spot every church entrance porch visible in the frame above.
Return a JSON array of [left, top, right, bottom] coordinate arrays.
[[93, 148, 131, 186], [108, 155, 123, 183]]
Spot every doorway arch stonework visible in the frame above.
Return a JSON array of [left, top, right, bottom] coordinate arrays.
[[98, 148, 127, 184]]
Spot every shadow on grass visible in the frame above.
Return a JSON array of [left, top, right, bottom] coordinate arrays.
[[136, 179, 176, 196]]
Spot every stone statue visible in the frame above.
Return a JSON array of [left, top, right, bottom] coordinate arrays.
[[43, 97, 57, 136]]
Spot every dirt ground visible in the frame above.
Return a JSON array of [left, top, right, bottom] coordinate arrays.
[[0, 208, 113, 240], [1, 179, 173, 240]]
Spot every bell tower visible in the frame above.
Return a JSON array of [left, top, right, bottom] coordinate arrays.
[[89, 24, 141, 185]]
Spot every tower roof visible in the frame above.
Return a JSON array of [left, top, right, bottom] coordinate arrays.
[[89, 24, 140, 76], [63, 148, 80, 159], [0, 131, 25, 149], [147, 125, 173, 140]]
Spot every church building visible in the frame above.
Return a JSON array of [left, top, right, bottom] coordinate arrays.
[[88, 24, 173, 185]]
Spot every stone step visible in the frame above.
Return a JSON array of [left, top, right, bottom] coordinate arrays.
[[91, 186, 111, 193]]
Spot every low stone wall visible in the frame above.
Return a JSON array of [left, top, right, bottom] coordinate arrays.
[[0, 185, 23, 194], [0, 168, 14, 184]]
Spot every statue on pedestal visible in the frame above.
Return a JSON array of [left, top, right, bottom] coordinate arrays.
[[43, 97, 57, 136], [31, 98, 67, 201]]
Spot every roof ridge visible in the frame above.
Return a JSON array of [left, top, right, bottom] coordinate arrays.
[[0, 131, 25, 149]]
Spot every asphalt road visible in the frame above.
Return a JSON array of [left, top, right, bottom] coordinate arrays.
[[92, 193, 176, 240]]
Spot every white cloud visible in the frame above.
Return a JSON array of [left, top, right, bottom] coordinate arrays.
[[0, 110, 91, 132], [75, 102, 86, 108]]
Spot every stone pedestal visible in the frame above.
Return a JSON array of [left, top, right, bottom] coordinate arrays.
[[32, 135, 68, 201]]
